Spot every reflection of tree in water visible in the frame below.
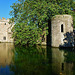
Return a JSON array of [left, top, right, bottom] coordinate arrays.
[[61, 48, 75, 63], [10, 46, 53, 75]]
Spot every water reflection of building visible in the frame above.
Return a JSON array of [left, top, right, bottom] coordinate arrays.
[[52, 48, 73, 75], [0, 43, 14, 67]]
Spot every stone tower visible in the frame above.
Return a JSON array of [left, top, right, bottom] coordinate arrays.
[[0, 18, 14, 42], [51, 15, 74, 47]]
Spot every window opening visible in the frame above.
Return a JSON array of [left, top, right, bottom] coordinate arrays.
[[61, 24, 63, 32], [3, 37, 6, 40], [5, 23, 6, 25]]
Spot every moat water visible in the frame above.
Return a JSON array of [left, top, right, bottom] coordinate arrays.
[[0, 43, 75, 75]]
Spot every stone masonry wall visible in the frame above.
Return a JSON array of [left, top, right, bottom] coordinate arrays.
[[51, 15, 73, 47], [0, 18, 14, 42]]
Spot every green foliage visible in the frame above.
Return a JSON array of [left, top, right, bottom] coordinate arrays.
[[12, 23, 42, 46], [10, 0, 75, 46], [10, 46, 52, 75], [71, 1, 75, 27]]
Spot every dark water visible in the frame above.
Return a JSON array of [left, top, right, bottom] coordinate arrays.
[[0, 43, 75, 75]]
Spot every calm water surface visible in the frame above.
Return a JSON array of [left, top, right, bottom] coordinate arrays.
[[0, 43, 75, 75]]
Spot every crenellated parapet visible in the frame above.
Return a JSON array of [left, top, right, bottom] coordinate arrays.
[[0, 17, 9, 22]]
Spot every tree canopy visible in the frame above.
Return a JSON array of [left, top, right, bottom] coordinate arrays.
[[10, 0, 75, 46]]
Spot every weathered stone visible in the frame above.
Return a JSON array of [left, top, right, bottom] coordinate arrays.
[[0, 18, 14, 42], [51, 15, 74, 47]]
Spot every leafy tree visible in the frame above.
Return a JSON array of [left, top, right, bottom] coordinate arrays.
[[12, 23, 42, 46], [10, 0, 75, 46]]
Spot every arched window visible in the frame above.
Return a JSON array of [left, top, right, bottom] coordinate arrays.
[[61, 24, 63, 32]]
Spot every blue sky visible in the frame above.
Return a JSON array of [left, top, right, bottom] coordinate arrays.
[[0, 0, 18, 19], [0, 0, 75, 19]]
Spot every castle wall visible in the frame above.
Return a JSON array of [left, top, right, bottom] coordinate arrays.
[[51, 15, 73, 47], [0, 18, 14, 42]]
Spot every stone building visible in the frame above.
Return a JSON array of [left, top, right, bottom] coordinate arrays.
[[0, 18, 14, 42], [51, 15, 74, 47]]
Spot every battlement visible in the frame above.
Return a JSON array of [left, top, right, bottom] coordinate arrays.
[[0, 17, 9, 22]]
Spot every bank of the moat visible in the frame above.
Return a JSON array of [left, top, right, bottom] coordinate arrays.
[[0, 43, 75, 75]]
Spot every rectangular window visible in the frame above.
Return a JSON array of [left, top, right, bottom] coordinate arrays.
[[5, 23, 6, 25], [61, 24, 63, 32], [3, 37, 6, 40]]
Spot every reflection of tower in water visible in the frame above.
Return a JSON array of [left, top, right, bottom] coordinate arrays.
[[0, 43, 14, 67], [52, 48, 74, 75]]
